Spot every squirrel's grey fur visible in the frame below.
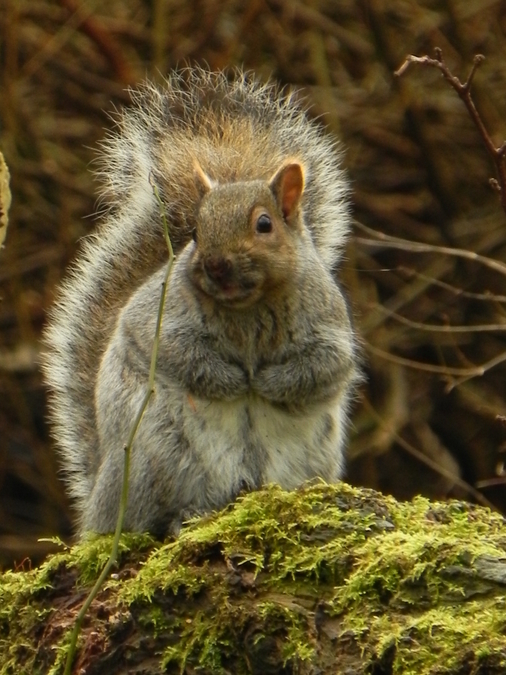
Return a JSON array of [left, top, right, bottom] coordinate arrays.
[[42, 68, 360, 536]]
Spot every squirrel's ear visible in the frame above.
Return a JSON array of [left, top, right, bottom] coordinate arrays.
[[194, 160, 214, 198], [269, 162, 305, 221]]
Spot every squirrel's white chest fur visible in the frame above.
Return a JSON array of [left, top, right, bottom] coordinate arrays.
[[182, 391, 345, 494], [93, 367, 347, 533]]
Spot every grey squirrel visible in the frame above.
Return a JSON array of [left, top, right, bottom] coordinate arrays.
[[42, 68, 361, 537]]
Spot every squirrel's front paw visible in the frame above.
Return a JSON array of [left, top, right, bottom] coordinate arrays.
[[188, 360, 249, 400], [252, 363, 298, 404]]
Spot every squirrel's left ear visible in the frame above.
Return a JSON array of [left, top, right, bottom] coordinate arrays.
[[193, 160, 215, 199], [269, 162, 305, 222]]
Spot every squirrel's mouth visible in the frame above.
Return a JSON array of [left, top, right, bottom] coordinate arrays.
[[199, 279, 263, 308], [190, 254, 264, 308]]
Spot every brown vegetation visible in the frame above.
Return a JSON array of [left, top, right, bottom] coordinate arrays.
[[1, 0, 506, 566]]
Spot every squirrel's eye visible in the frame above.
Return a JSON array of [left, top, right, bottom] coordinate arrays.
[[192, 228, 197, 242], [256, 214, 272, 234]]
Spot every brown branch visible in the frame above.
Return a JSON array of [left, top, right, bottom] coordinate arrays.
[[395, 48, 506, 216], [375, 305, 506, 334], [365, 342, 506, 386], [59, 0, 136, 85], [354, 221, 506, 279], [396, 267, 506, 303], [266, 0, 374, 56], [362, 397, 497, 511]]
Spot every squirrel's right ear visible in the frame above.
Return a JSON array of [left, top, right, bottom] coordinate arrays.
[[194, 161, 214, 199], [269, 162, 305, 224]]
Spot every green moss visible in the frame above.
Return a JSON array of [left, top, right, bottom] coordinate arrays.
[[2, 483, 506, 674], [162, 609, 233, 673], [0, 533, 155, 674]]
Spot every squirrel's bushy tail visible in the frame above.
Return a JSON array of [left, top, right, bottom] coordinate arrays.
[[42, 68, 351, 522]]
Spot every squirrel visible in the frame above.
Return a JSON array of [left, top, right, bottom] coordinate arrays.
[[42, 68, 361, 537]]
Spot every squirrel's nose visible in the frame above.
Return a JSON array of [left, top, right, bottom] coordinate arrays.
[[203, 256, 233, 285]]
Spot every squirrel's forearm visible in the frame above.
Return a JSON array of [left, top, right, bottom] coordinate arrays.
[[251, 340, 357, 406], [157, 338, 249, 400]]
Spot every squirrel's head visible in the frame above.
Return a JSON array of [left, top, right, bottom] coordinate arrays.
[[188, 161, 305, 309]]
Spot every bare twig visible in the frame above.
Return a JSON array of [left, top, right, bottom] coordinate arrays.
[[375, 306, 506, 334], [396, 267, 506, 303], [396, 48, 506, 216], [354, 220, 506, 279], [366, 342, 506, 389], [59, 0, 136, 84], [63, 181, 174, 675], [266, 0, 373, 56], [362, 397, 497, 511]]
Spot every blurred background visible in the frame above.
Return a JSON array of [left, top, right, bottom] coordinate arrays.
[[1, 0, 506, 568]]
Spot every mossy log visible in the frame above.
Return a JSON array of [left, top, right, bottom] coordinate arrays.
[[1, 482, 506, 675]]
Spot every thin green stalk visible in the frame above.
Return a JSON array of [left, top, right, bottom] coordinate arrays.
[[63, 181, 174, 674]]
